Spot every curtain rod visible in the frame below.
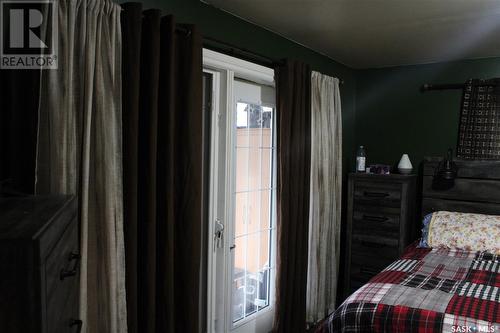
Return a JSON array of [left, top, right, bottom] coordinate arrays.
[[120, 4, 344, 84], [421, 83, 465, 92], [421, 81, 499, 92], [203, 36, 283, 67], [203, 36, 345, 85]]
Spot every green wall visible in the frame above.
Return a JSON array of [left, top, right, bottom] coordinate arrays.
[[355, 57, 500, 170], [125, 0, 500, 174], [130, 0, 357, 168]]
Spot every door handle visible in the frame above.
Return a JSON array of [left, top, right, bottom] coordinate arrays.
[[60, 252, 81, 280], [362, 214, 389, 222], [363, 191, 390, 198], [213, 218, 224, 251], [70, 319, 83, 332]]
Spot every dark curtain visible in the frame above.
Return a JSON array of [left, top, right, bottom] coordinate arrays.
[[457, 78, 500, 160], [121, 3, 203, 332], [274, 60, 312, 333], [0, 69, 39, 195]]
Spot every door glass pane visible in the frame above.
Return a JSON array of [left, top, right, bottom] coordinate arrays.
[[235, 148, 249, 192], [257, 231, 270, 271], [232, 236, 247, 322], [260, 148, 272, 189], [234, 192, 248, 238], [245, 191, 261, 235], [236, 102, 250, 147], [260, 190, 271, 230], [261, 106, 273, 147], [248, 147, 261, 191], [232, 102, 275, 325]]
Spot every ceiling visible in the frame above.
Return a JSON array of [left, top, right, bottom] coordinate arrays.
[[204, 0, 500, 69]]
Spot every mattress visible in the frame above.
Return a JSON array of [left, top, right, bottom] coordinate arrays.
[[316, 243, 500, 332]]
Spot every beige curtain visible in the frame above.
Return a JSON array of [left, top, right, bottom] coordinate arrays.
[[306, 71, 342, 324], [35, 0, 127, 332]]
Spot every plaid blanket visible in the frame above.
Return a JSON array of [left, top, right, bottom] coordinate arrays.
[[316, 244, 500, 333]]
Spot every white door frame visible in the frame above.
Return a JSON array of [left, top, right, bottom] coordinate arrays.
[[204, 49, 275, 333]]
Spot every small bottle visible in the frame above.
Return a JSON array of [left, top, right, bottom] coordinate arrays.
[[356, 146, 366, 172]]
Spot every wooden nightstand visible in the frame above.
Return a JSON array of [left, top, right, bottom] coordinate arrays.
[[344, 173, 417, 297]]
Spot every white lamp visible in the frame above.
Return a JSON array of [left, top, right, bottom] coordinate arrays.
[[398, 154, 413, 174]]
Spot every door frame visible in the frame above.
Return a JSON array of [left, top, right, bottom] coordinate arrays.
[[204, 49, 275, 333]]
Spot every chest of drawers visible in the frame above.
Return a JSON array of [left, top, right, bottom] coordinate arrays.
[[344, 173, 417, 297], [0, 195, 80, 332]]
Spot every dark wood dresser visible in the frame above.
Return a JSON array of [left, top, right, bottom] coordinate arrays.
[[0, 195, 80, 332], [344, 173, 417, 297]]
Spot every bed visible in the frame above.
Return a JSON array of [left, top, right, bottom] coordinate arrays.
[[316, 158, 500, 333]]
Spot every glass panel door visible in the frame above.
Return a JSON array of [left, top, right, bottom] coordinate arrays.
[[204, 49, 276, 333], [230, 80, 276, 332]]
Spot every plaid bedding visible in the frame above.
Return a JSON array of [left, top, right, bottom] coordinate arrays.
[[316, 244, 500, 333]]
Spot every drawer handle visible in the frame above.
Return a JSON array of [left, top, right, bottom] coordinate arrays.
[[363, 191, 390, 198], [362, 214, 389, 222], [70, 319, 83, 332], [360, 240, 386, 248], [60, 252, 81, 280]]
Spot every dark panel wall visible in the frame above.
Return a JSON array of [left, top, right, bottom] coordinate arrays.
[[127, 0, 357, 168], [0, 69, 39, 194], [355, 57, 500, 169]]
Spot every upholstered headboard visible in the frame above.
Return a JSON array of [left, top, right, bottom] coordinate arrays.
[[422, 157, 500, 217]]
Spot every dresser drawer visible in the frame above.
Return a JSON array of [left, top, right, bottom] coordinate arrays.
[[350, 246, 399, 289], [352, 237, 399, 254], [350, 264, 381, 282], [352, 210, 400, 238], [352, 233, 399, 248], [49, 280, 80, 333], [349, 266, 373, 293], [351, 240, 399, 269], [45, 217, 80, 333], [349, 235, 399, 288], [344, 174, 417, 301], [349, 262, 388, 294], [354, 181, 402, 207]]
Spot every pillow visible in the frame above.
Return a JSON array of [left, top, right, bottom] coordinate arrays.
[[419, 211, 500, 254], [418, 213, 434, 248]]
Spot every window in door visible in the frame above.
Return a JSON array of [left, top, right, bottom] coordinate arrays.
[[232, 93, 276, 324], [204, 49, 276, 333]]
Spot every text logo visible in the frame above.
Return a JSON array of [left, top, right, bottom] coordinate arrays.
[[1, 0, 58, 69]]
